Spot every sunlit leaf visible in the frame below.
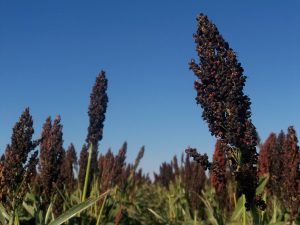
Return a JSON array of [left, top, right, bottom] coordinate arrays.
[[48, 190, 110, 225]]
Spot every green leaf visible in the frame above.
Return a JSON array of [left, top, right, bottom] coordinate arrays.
[[0, 209, 6, 225], [148, 208, 166, 223], [270, 197, 278, 223], [256, 175, 269, 195], [25, 193, 35, 202], [48, 190, 110, 225], [231, 195, 244, 221], [14, 213, 20, 225], [0, 203, 9, 221], [38, 211, 43, 224], [22, 201, 35, 217], [45, 201, 53, 224], [199, 195, 219, 225]]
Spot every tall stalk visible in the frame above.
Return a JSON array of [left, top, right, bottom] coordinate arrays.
[[81, 144, 93, 202]]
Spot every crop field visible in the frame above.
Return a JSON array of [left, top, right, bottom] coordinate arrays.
[[0, 2, 299, 225]]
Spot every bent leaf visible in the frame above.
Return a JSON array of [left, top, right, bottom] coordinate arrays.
[[48, 190, 110, 225]]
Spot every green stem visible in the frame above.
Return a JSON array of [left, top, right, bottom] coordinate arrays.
[[96, 194, 108, 225], [81, 144, 93, 202], [9, 200, 16, 225]]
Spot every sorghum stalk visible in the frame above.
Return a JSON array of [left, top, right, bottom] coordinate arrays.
[[79, 70, 108, 195]]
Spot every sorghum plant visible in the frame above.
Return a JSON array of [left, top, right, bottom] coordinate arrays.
[[0, 108, 38, 211], [38, 116, 65, 206], [210, 140, 227, 205], [272, 130, 286, 198], [258, 132, 283, 197], [188, 13, 264, 210], [171, 155, 180, 177], [155, 153, 206, 213], [154, 162, 174, 188], [258, 133, 276, 176], [87, 70, 108, 172], [282, 126, 300, 220], [97, 143, 127, 192], [181, 154, 206, 213], [112, 142, 127, 187], [79, 70, 108, 194], [154, 156, 181, 188], [60, 143, 77, 193], [99, 149, 115, 191], [133, 146, 145, 172], [78, 144, 88, 191], [117, 145, 148, 190]]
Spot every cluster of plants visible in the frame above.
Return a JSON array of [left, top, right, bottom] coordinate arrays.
[[0, 13, 299, 225]]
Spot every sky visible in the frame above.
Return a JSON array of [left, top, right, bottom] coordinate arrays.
[[1, 0, 299, 175]]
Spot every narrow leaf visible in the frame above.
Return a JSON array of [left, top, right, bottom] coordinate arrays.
[[256, 175, 269, 195], [231, 195, 244, 221], [0, 209, 6, 225], [148, 208, 166, 223], [45, 201, 53, 224], [48, 190, 110, 225], [0, 203, 9, 221], [22, 201, 35, 217]]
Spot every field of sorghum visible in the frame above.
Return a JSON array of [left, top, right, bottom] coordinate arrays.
[[0, 14, 299, 225]]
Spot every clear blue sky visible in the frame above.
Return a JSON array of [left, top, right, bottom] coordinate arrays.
[[1, 0, 299, 175]]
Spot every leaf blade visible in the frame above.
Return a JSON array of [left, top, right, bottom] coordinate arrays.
[[48, 190, 110, 225]]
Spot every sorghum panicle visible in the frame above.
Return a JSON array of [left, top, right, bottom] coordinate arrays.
[[38, 116, 65, 205], [189, 14, 261, 209], [98, 143, 127, 191], [154, 162, 174, 188], [133, 146, 145, 171], [112, 142, 127, 187], [185, 147, 211, 170], [282, 127, 300, 220], [182, 154, 206, 212], [272, 130, 286, 197], [0, 108, 38, 209], [258, 133, 276, 176], [210, 140, 227, 204], [100, 149, 115, 191], [86, 71, 108, 175], [78, 144, 88, 190], [171, 155, 180, 177], [61, 143, 77, 193], [79, 70, 108, 195]]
